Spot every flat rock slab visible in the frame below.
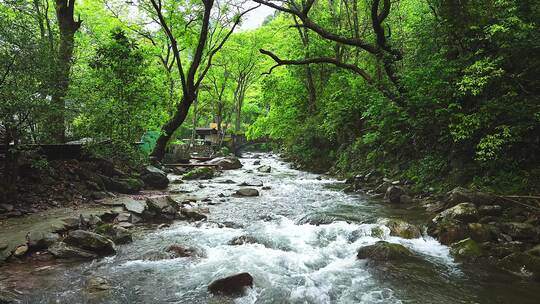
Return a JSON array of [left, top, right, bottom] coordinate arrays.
[[123, 200, 147, 214]]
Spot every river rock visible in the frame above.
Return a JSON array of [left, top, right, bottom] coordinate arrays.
[[13, 245, 28, 257], [377, 218, 421, 239], [208, 272, 254, 296], [257, 165, 271, 173], [209, 156, 242, 170], [228, 235, 259, 245], [384, 186, 407, 204], [253, 160, 261, 165], [166, 244, 205, 258], [102, 176, 143, 194], [86, 276, 112, 292], [478, 205, 502, 216], [180, 208, 208, 221], [357, 241, 413, 261], [238, 180, 263, 187], [64, 230, 116, 255], [141, 165, 169, 189], [183, 167, 215, 180], [500, 222, 540, 241], [100, 211, 119, 223], [447, 187, 496, 206], [296, 213, 337, 226], [432, 203, 478, 225], [26, 231, 60, 250], [95, 224, 133, 244], [450, 238, 483, 260], [235, 188, 259, 197], [48, 242, 97, 260], [123, 199, 147, 215]]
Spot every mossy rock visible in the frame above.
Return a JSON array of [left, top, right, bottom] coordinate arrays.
[[450, 238, 483, 260], [378, 218, 422, 239], [95, 224, 115, 236], [357, 241, 414, 261], [183, 167, 215, 180]]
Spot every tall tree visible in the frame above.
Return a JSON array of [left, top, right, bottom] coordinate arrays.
[[50, 0, 81, 142], [148, 0, 258, 160]]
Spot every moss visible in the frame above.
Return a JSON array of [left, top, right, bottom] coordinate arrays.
[[183, 167, 214, 180], [95, 224, 114, 236], [450, 238, 483, 260]]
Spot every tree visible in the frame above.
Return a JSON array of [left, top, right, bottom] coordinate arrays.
[[253, 0, 405, 106], [147, 0, 258, 161], [49, 0, 81, 142]]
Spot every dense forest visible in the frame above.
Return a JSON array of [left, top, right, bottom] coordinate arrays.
[[2, 1, 540, 302], [1, 0, 539, 194]]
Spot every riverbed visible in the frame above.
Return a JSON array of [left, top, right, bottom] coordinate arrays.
[[1, 153, 539, 303]]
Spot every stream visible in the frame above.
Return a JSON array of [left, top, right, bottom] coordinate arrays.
[[1, 153, 539, 303]]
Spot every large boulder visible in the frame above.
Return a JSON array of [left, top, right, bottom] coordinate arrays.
[[180, 208, 208, 221], [48, 242, 98, 260], [102, 176, 143, 194], [235, 188, 259, 197], [141, 165, 169, 189], [209, 156, 242, 170], [26, 231, 60, 250], [64, 230, 116, 255], [183, 167, 215, 180], [377, 218, 422, 239], [208, 272, 254, 296], [357, 241, 413, 261]]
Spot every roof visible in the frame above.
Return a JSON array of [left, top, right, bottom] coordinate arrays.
[[195, 128, 218, 135]]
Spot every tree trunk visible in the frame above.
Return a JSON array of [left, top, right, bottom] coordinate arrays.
[[151, 97, 193, 161], [50, 0, 80, 143]]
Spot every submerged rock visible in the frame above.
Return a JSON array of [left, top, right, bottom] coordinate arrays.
[[234, 188, 259, 197], [64, 230, 116, 255], [86, 276, 112, 292], [357, 241, 413, 261], [12, 245, 28, 257], [208, 272, 254, 296], [498, 252, 540, 280]]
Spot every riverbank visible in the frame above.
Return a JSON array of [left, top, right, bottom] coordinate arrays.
[[1, 153, 539, 303]]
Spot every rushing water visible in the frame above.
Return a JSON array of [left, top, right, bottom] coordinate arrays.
[[2, 153, 539, 303]]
